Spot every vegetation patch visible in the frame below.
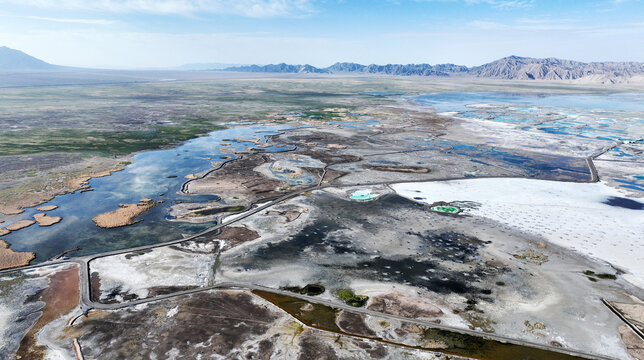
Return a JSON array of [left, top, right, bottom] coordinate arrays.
[[512, 249, 548, 265], [583, 270, 617, 280], [335, 289, 369, 307], [431, 205, 460, 214], [0, 119, 224, 157]]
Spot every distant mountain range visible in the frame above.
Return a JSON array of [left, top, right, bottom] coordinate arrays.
[[2, 46, 643, 83], [225, 56, 644, 83], [0, 46, 60, 71]]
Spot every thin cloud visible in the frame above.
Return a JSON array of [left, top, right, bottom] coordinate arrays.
[[465, 0, 534, 7], [26, 16, 115, 25], [1, 0, 317, 18], [414, 0, 534, 8]]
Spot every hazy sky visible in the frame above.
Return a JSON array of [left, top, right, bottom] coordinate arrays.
[[1, 0, 643, 68]]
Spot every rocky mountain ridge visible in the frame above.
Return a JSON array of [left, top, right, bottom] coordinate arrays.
[[225, 56, 644, 82], [1, 46, 642, 83]]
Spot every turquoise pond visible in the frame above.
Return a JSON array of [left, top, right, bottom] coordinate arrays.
[[414, 92, 644, 142], [2, 125, 292, 262], [413, 92, 644, 112]]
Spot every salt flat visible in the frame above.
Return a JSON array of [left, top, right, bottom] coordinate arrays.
[[392, 178, 644, 288]]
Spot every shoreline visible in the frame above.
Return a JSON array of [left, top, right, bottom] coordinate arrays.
[[0, 165, 128, 216]]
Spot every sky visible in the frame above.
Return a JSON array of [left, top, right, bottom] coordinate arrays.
[[1, 0, 643, 68]]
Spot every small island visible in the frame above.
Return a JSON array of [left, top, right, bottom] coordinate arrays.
[[92, 198, 157, 229]]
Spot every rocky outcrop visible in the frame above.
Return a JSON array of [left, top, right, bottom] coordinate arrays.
[[470, 55, 644, 82]]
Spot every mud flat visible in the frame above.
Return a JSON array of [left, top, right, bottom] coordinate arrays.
[[0, 239, 35, 269], [33, 213, 62, 226], [92, 198, 157, 229]]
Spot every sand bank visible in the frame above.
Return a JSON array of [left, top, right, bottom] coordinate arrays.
[[6, 220, 36, 231], [92, 198, 157, 229], [33, 213, 62, 226], [36, 205, 58, 211]]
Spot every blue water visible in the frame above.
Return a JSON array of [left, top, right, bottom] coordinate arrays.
[[414, 92, 644, 112], [418, 138, 589, 180], [413, 92, 644, 143], [2, 125, 291, 262]]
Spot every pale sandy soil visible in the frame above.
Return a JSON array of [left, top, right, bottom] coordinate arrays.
[[6, 220, 36, 231], [36, 205, 58, 211], [92, 199, 157, 229], [0, 239, 35, 269], [619, 325, 644, 360], [33, 213, 62, 227]]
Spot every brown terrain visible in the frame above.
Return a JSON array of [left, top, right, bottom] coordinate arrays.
[[17, 265, 80, 360], [33, 213, 62, 226], [0, 239, 35, 269], [367, 291, 443, 319], [92, 198, 157, 228], [36, 205, 58, 211], [6, 219, 36, 231]]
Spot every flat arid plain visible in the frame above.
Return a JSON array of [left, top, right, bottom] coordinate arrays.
[[1, 74, 643, 360]]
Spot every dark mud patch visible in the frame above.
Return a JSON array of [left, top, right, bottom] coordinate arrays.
[[336, 311, 376, 337], [297, 335, 341, 360], [186, 205, 246, 217], [215, 226, 261, 249], [365, 165, 430, 173], [185, 153, 285, 202], [77, 291, 279, 359], [323, 168, 349, 183], [265, 208, 307, 222], [347, 257, 473, 294], [123, 249, 153, 259], [241, 219, 352, 269], [89, 271, 101, 302], [367, 292, 443, 319], [410, 230, 486, 263], [234, 193, 501, 300], [147, 285, 198, 297]]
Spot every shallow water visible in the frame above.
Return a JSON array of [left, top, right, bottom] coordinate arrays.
[[414, 92, 644, 112], [3, 125, 290, 262], [414, 92, 644, 143]]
